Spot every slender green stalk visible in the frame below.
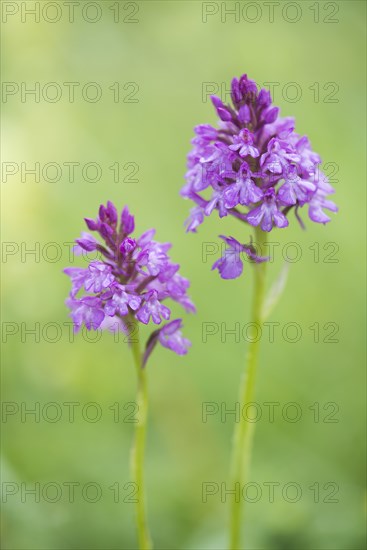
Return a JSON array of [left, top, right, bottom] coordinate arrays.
[[229, 226, 268, 550], [129, 319, 152, 550]]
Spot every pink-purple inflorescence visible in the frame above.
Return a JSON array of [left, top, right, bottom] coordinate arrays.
[[181, 74, 337, 279], [64, 202, 195, 357]]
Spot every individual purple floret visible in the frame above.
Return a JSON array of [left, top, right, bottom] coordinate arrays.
[[181, 73, 337, 279], [212, 236, 269, 280], [158, 319, 191, 355], [141, 319, 191, 367], [64, 202, 195, 358]]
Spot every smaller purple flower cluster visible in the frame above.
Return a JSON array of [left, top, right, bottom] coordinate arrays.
[[181, 74, 338, 279], [64, 202, 195, 357]]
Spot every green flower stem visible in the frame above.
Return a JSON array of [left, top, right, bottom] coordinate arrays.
[[129, 320, 152, 550], [229, 226, 268, 550]]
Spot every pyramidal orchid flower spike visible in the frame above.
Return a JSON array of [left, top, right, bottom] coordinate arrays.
[[64, 201, 195, 355], [64, 202, 195, 550], [182, 73, 337, 280], [181, 74, 337, 550]]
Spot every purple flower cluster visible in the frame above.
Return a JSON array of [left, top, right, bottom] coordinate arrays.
[[64, 202, 195, 357], [181, 74, 337, 278]]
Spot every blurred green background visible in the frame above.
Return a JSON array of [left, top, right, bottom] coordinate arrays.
[[1, 1, 366, 549]]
